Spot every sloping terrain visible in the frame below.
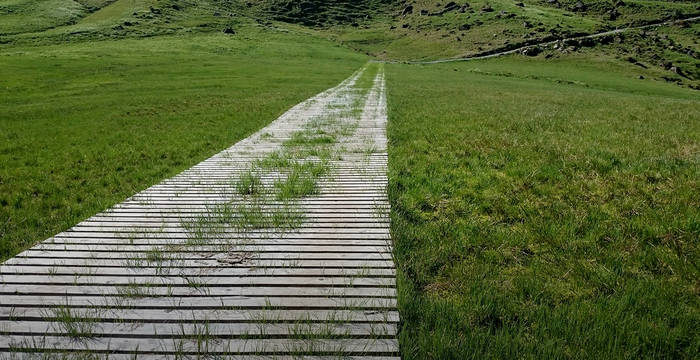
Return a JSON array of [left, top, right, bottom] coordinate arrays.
[[3, 0, 698, 81], [0, 0, 115, 35], [236, 0, 700, 60], [244, 0, 700, 88], [243, 0, 395, 27], [0, 0, 234, 44]]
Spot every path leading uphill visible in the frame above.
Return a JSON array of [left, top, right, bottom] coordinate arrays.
[[0, 64, 399, 359]]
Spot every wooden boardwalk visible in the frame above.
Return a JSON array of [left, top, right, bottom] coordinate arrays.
[[0, 65, 399, 359]]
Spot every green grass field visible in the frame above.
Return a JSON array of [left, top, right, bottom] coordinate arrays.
[[0, 26, 366, 260], [386, 56, 699, 358]]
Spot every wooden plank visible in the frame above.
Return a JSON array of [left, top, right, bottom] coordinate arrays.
[[54, 229, 391, 236], [66, 223, 390, 231], [83, 209, 389, 216], [42, 236, 391, 246], [46, 238, 391, 246], [0, 295, 396, 309], [31, 244, 392, 254], [0, 353, 400, 360], [0, 336, 399, 354], [0, 321, 398, 337], [3, 257, 395, 269], [86, 215, 388, 221], [0, 285, 397, 298], [49, 233, 391, 240], [15, 251, 394, 261], [120, 198, 390, 203], [0, 266, 395, 277], [129, 192, 388, 198], [0, 308, 400, 323], [0, 275, 396, 287]]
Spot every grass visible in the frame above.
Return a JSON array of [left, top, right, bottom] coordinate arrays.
[[386, 54, 700, 358], [180, 203, 235, 244], [116, 281, 154, 298], [42, 305, 102, 339], [236, 170, 265, 196], [0, 0, 88, 35], [243, 0, 396, 27], [234, 201, 306, 231], [144, 246, 167, 263], [271, 160, 331, 201], [0, 25, 367, 261], [274, 165, 320, 200]]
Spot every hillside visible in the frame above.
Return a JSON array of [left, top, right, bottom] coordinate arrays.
[[329, 0, 700, 58], [4, 0, 696, 88], [224, 0, 698, 88]]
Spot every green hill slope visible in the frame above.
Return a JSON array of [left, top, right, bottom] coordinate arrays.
[[243, 0, 396, 26], [3, 0, 698, 67], [327, 0, 699, 58]]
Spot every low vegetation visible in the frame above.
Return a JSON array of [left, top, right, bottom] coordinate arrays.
[[386, 55, 699, 358]]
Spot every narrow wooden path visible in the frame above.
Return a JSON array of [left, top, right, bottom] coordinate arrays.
[[1, 64, 399, 359]]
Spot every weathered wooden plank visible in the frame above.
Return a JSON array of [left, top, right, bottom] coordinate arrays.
[[82, 214, 389, 219], [15, 251, 394, 261], [3, 257, 395, 269], [31, 244, 392, 254], [0, 336, 399, 354], [133, 192, 387, 198], [0, 265, 395, 277], [66, 223, 390, 231], [0, 295, 396, 309], [50, 232, 391, 240], [42, 238, 390, 246], [0, 308, 400, 323], [0, 275, 395, 288], [0, 321, 398, 337], [0, 352, 400, 360], [0, 285, 397, 298], [123, 200, 386, 206], [103, 206, 387, 211]]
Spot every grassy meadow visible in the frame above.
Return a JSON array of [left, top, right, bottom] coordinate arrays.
[[0, 27, 366, 260], [386, 55, 699, 358]]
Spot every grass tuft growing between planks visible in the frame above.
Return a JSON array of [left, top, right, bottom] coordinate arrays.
[[274, 165, 321, 201], [41, 305, 104, 339], [386, 56, 700, 359], [236, 170, 266, 197]]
